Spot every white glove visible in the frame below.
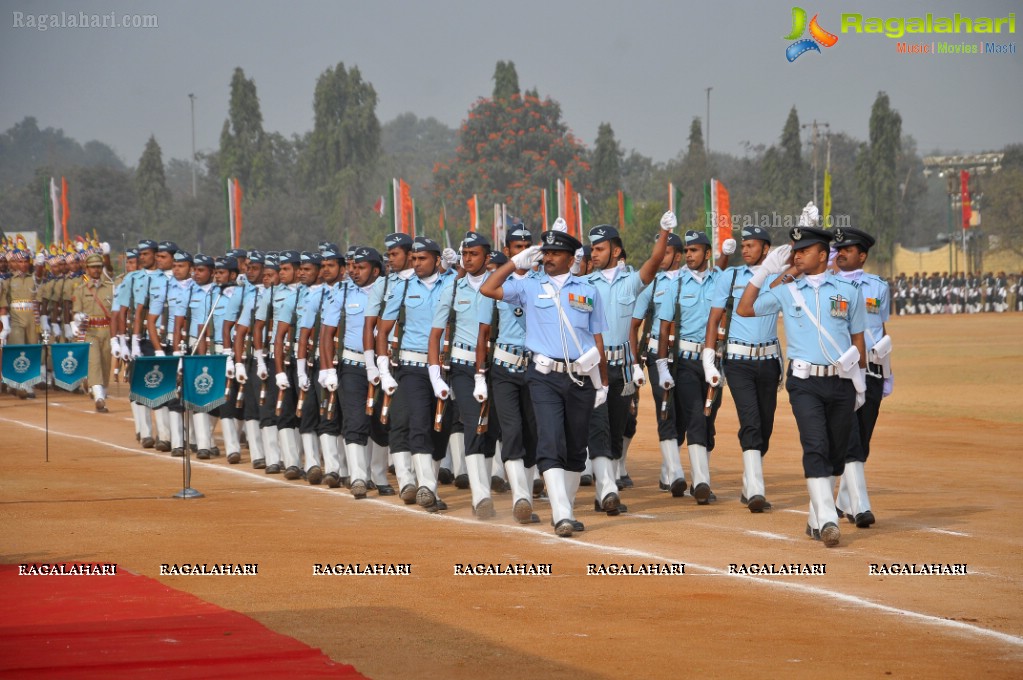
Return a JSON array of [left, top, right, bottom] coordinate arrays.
[[512, 245, 542, 270], [319, 368, 338, 392], [119, 335, 131, 359], [51, 322, 61, 337], [855, 390, 866, 411], [256, 355, 269, 380], [632, 363, 646, 388], [660, 211, 677, 231], [570, 248, 584, 275], [131, 334, 142, 358], [154, 348, 166, 357], [883, 375, 894, 398], [365, 350, 380, 385], [551, 217, 568, 232], [594, 385, 609, 408], [70, 322, 81, 338], [40, 315, 50, 332], [235, 362, 248, 384], [656, 357, 674, 390], [701, 347, 721, 386], [101, 242, 111, 254], [64, 323, 74, 338], [275, 371, 290, 390], [441, 247, 459, 269], [472, 373, 488, 403], [173, 349, 185, 357], [73, 312, 86, 323], [226, 360, 235, 380], [109, 336, 121, 359], [428, 364, 450, 400], [722, 238, 737, 256], [852, 367, 866, 410], [377, 355, 397, 394], [297, 369, 310, 392], [761, 244, 792, 276], [0, 314, 9, 345]]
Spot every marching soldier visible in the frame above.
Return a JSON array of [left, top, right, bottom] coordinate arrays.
[[271, 250, 306, 479], [583, 216, 671, 514], [1, 241, 40, 397], [630, 232, 686, 495], [127, 239, 164, 448], [232, 251, 268, 468], [833, 228, 891, 528], [481, 229, 609, 538], [703, 227, 781, 513], [70, 253, 115, 412], [476, 227, 542, 523], [212, 256, 245, 463], [736, 225, 867, 547], [319, 246, 392, 498], [252, 253, 286, 473], [656, 230, 723, 505], [173, 253, 218, 458], [375, 236, 457, 513], [429, 230, 500, 519]]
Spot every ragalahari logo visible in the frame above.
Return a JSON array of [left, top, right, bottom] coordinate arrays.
[[785, 7, 839, 61]]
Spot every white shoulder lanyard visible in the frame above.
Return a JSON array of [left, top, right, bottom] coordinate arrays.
[[786, 282, 844, 359], [542, 282, 585, 357]]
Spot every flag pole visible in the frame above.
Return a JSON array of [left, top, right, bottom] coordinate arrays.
[[174, 345, 204, 499], [44, 335, 50, 463]]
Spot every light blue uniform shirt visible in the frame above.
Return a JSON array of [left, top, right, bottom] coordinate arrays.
[[271, 283, 304, 354], [752, 273, 866, 366], [501, 272, 606, 361], [842, 272, 889, 347], [632, 270, 680, 346], [184, 283, 215, 339], [382, 272, 454, 353], [656, 268, 720, 345], [712, 266, 779, 344], [584, 265, 644, 348], [298, 284, 331, 331], [431, 273, 489, 349], [159, 278, 193, 341], [323, 280, 373, 351], [476, 273, 528, 348], [236, 284, 264, 330], [213, 284, 244, 345], [146, 270, 175, 332]]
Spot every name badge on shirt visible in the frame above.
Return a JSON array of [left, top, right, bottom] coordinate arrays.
[[830, 295, 849, 318], [865, 297, 880, 314], [567, 293, 593, 312]]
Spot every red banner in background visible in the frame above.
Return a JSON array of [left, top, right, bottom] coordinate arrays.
[[960, 170, 971, 230]]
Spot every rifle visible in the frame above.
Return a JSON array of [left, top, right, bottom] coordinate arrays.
[[434, 276, 459, 432], [365, 273, 389, 415], [704, 270, 738, 416], [661, 284, 682, 422], [324, 282, 349, 419], [476, 299, 499, 434], [639, 276, 659, 357], [259, 284, 274, 407], [381, 278, 410, 425], [115, 271, 138, 383], [298, 286, 326, 419], [236, 286, 259, 410]]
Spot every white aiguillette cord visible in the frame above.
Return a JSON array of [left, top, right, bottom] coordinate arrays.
[[542, 280, 586, 387]]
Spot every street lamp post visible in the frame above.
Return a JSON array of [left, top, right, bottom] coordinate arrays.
[[705, 87, 712, 154], [188, 93, 197, 199]]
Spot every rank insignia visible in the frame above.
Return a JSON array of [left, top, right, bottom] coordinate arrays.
[[830, 295, 849, 318], [513, 307, 524, 317], [865, 297, 880, 314]]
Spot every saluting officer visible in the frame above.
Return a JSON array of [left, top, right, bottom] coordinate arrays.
[[833, 228, 891, 529], [736, 225, 867, 548], [656, 230, 722, 505], [319, 246, 392, 498], [703, 226, 782, 513], [376, 236, 456, 512], [476, 227, 542, 523], [481, 229, 609, 538], [70, 253, 115, 412]]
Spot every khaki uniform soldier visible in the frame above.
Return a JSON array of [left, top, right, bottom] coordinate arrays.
[[72, 254, 115, 412], [1, 247, 40, 397]]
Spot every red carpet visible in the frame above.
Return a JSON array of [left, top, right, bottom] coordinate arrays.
[[0, 564, 367, 679]]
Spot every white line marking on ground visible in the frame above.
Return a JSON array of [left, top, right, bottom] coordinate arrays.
[[927, 528, 971, 537], [4, 415, 1022, 651], [744, 530, 795, 542], [782, 508, 808, 515]]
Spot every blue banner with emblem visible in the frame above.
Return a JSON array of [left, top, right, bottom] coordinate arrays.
[[181, 354, 228, 413], [129, 356, 180, 409], [50, 343, 91, 391], [1, 344, 44, 391]]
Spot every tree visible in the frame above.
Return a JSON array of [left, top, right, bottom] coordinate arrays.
[[303, 62, 382, 245], [492, 61, 520, 100], [135, 135, 171, 230], [856, 92, 902, 272], [983, 166, 1023, 258], [591, 123, 623, 208], [219, 67, 271, 197], [433, 84, 590, 231]]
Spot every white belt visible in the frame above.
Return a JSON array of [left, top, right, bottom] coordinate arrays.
[[10, 301, 37, 311], [647, 335, 672, 354], [726, 342, 779, 358], [605, 346, 627, 363], [677, 340, 704, 354], [342, 349, 365, 365], [793, 362, 839, 377], [494, 346, 527, 368], [399, 350, 429, 364], [451, 346, 476, 364]]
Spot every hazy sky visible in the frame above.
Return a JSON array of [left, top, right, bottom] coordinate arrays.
[[2, 0, 1020, 166]]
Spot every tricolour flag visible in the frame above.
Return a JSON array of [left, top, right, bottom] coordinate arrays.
[[709, 179, 731, 256], [51, 342, 90, 391], [618, 190, 634, 229], [129, 355, 180, 409], [467, 195, 478, 232], [49, 178, 61, 245], [61, 177, 69, 243], [399, 179, 414, 235], [373, 195, 385, 217], [564, 179, 577, 239], [960, 170, 971, 230], [1, 344, 44, 391]]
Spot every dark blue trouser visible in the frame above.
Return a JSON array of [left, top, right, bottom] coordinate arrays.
[[526, 364, 594, 474], [846, 374, 883, 463], [723, 358, 781, 455], [492, 363, 536, 468], [786, 372, 856, 478]]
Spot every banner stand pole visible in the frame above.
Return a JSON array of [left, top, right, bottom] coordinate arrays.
[[173, 359, 203, 499], [44, 340, 50, 463]]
